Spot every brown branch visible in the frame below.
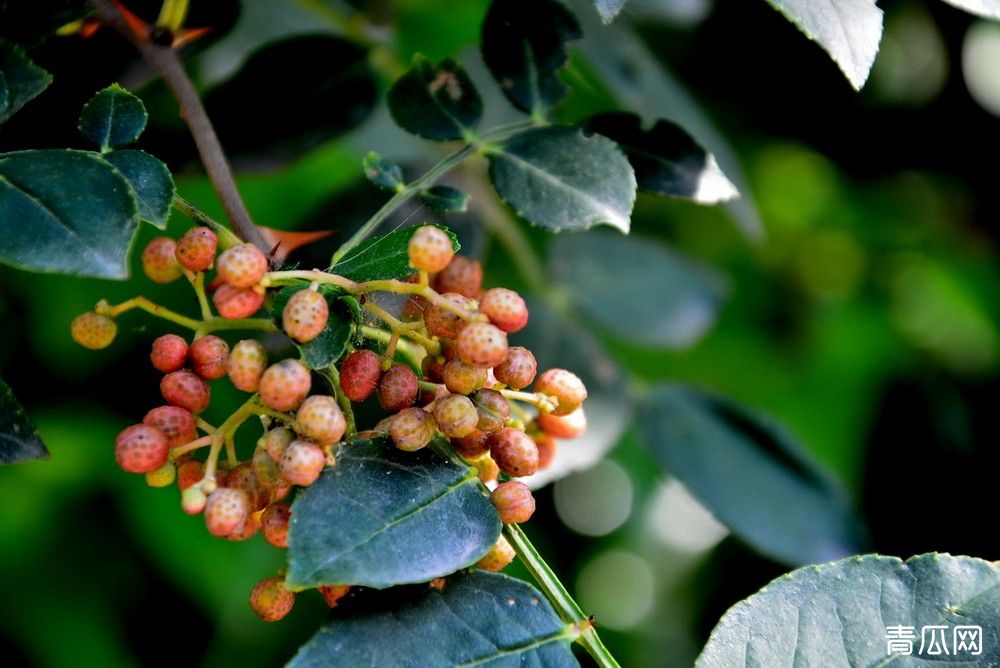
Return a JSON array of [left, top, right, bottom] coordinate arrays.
[[89, 0, 269, 253]]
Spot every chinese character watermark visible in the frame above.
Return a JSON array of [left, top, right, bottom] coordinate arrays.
[[885, 625, 916, 656], [885, 624, 983, 657]]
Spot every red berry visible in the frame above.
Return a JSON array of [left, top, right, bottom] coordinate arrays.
[[318, 584, 351, 608], [227, 339, 267, 392], [115, 424, 170, 473], [408, 225, 455, 273], [213, 284, 265, 319], [227, 510, 262, 542], [453, 429, 490, 458], [282, 289, 328, 343], [378, 364, 418, 413], [71, 312, 117, 350], [477, 536, 515, 572], [389, 407, 436, 452], [433, 394, 478, 438], [538, 407, 586, 439], [296, 395, 346, 446], [456, 322, 508, 369], [489, 427, 538, 477], [143, 405, 196, 449], [226, 462, 270, 511], [177, 459, 204, 490], [259, 359, 312, 412], [535, 433, 557, 469], [491, 481, 536, 524], [189, 335, 229, 380], [424, 293, 472, 339], [250, 577, 295, 622], [204, 487, 251, 537], [160, 370, 211, 414], [493, 346, 537, 390], [217, 243, 268, 288], [262, 427, 294, 462], [339, 350, 381, 402], [479, 288, 529, 333], [261, 502, 291, 548], [443, 359, 487, 395], [175, 227, 218, 272], [434, 255, 482, 298], [536, 369, 587, 416], [150, 333, 188, 372], [281, 439, 326, 486], [472, 388, 510, 433], [142, 236, 182, 284]]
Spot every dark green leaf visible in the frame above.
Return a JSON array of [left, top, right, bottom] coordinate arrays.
[[488, 126, 635, 233], [387, 55, 482, 141], [102, 150, 174, 229], [0, 40, 51, 124], [330, 225, 459, 283], [637, 385, 867, 566], [0, 149, 138, 278], [78, 84, 148, 150], [363, 152, 405, 192], [550, 231, 727, 348], [480, 0, 582, 114], [698, 553, 1000, 666], [593, 0, 628, 22], [0, 377, 48, 464], [290, 571, 576, 667], [583, 112, 738, 204], [287, 436, 501, 589], [418, 185, 469, 213], [940, 0, 1000, 18], [271, 287, 360, 370]]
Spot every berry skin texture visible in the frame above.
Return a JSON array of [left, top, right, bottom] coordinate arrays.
[[189, 335, 230, 380], [226, 462, 270, 511], [453, 429, 490, 458], [296, 395, 346, 446], [339, 350, 381, 402], [538, 407, 587, 439], [177, 459, 204, 490], [477, 536, 516, 572], [282, 289, 329, 343], [491, 481, 536, 524], [443, 359, 487, 395], [389, 407, 436, 452], [204, 488, 251, 537], [408, 225, 455, 273], [493, 347, 537, 390], [259, 359, 312, 412], [142, 237, 183, 284], [213, 284, 265, 319], [489, 428, 539, 478], [175, 227, 218, 272], [150, 334, 188, 372], [71, 312, 117, 350], [227, 339, 268, 392], [250, 577, 295, 622], [262, 427, 294, 462], [319, 584, 351, 608], [424, 293, 472, 339], [434, 255, 482, 298], [472, 388, 510, 433], [227, 511, 262, 542], [261, 502, 291, 548], [536, 369, 587, 416], [433, 394, 478, 438], [115, 424, 170, 474], [456, 322, 509, 369], [281, 440, 326, 487], [161, 370, 211, 414], [378, 364, 418, 413], [216, 243, 268, 288], [143, 405, 196, 449], [479, 288, 529, 333]]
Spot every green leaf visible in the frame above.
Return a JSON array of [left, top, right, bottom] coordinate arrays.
[[940, 0, 1000, 18], [387, 55, 482, 141], [271, 286, 360, 370], [697, 553, 1000, 666], [488, 126, 636, 233], [0, 377, 48, 464], [418, 185, 469, 213], [637, 385, 867, 566], [0, 40, 51, 125], [330, 225, 459, 283], [765, 0, 883, 90], [363, 152, 405, 192], [102, 150, 174, 229], [593, 0, 628, 22], [290, 571, 577, 667], [550, 231, 727, 348], [0, 149, 138, 278], [583, 112, 738, 204], [286, 436, 501, 589], [78, 84, 148, 150], [481, 0, 582, 114]]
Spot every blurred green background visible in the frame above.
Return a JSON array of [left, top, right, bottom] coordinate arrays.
[[3, 0, 1000, 666]]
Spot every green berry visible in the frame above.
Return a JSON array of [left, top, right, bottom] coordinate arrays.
[[456, 322, 509, 369], [282, 289, 328, 343], [378, 363, 418, 413], [389, 407, 436, 452], [491, 481, 536, 524], [217, 243, 268, 288], [535, 368, 587, 416], [175, 226, 218, 272], [227, 339, 268, 392], [189, 335, 229, 380], [142, 236, 183, 284], [489, 427, 538, 477], [71, 312, 117, 350], [296, 395, 346, 446], [249, 576, 295, 622], [408, 225, 454, 273], [150, 333, 188, 372], [433, 394, 478, 438], [259, 359, 311, 412], [145, 462, 176, 488], [493, 346, 537, 390], [181, 486, 207, 515], [115, 424, 170, 474]]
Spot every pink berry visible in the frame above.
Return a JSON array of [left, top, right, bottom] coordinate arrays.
[[115, 424, 170, 474], [456, 322, 508, 369], [434, 255, 482, 298], [491, 481, 536, 524], [389, 407, 436, 452], [259, 359, 311, 412], [227, 510, 262, 542], [489, 427, 539, 478], [282, 289, 329, 343], [250, 577, 295, 622], [296, 395, 346, 446], [227, 339, 268, 392], [433, 394, 478, 438], [142, 236, 182, 284], [453, 429, 490, 458], [378, 364, 418, 413], [150, 334, 188, 372], [424, 293, 473, 339], [339, 350, 381, 402], [160, 370, 211, 414], [216, 243, 268, 288], [189, 335, 229, 380], [71, 312, 117, 350], [143, 405, 196, 449], [175, 227, 218, 272], [535, 368, 587, 416], [537, 407, 586, 439], [472, 388, 510, 432], [213, 284, 265, 319], [226, 462, 270, 511], [262, 427, 294, 462], [204, 488, 251, 537], [535, 433, 556, 469], [443, 359, 487, 395], [493, 346, 537, 390], [479, 288, 528, 333], [408, 225, 454, 273], [281, 439, 326, 487], [261, 502, 291, 548]]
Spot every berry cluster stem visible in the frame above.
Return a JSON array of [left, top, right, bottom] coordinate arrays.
[[498, 388, 558, 414], [357, 326, 424, 368], [183, 268, 212, 321], [98, 296, 277, 337], [362, 301, 440, 355]]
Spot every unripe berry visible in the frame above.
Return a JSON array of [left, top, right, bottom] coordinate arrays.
[[228, 339, 268, 392], [434, 255, 482, 298], [226, 462, 270, 511], [261, 502, 291, 548], [408, 225, 454, 273], [491, 481, 536, 524], [389, 407, 436, 452], [536, 369, 587, 416], [472, 388, 510, 433], [189, 335, 229, 380], [259, 359, 311, 412], [489, 427, 539, 477], [204, 487, 251, 537], [145, 462, 177, 487], [433, 394, 478, 438], [477, 535, 515, 572], [319, 584, 351, 608], [443, 359, 487, 395], [115, 424, 170, 473], [479, 288, 529, 333], [281, 439, 326, 486], [534, 433, 556, 469], [142, 236, 183, 283], [71, 312, 117, 350], [262, 427, 294, 462], [456, 322, 508, 369], [177, 459, 204, 491], [161, 370, 211, 414], [493, 347, 537, 390], [150, 333, 188, 372], [339, 350, 381, 402], [453, 429, 490, 458], [181, 486, 207, 515], [296, 395, 346, 446], [175, 226, 218, 272], [250, 577, 295, 622], [424, 293, 472, 339], [473, 454, 500, 483], [213, 284, 265, 319], [216, 243, 268, 288], [378, 363, 418, 413], [282, 289, 328, 343], [143, 405, 196, 449], [253, 446, 284, 490], [538, 407, 587, 439]]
